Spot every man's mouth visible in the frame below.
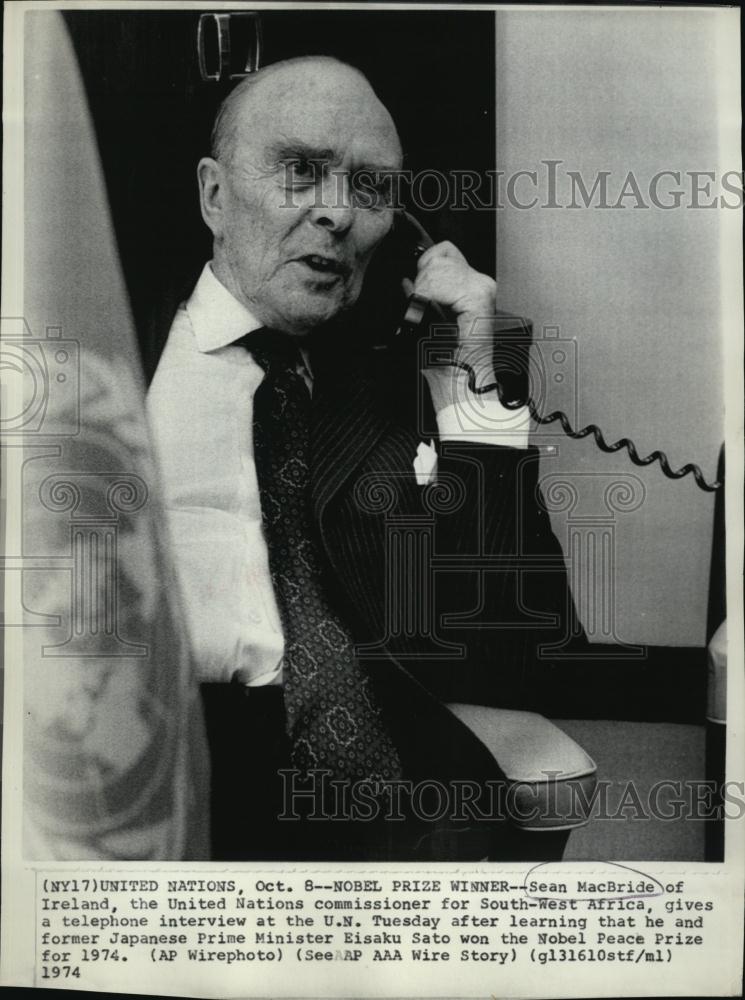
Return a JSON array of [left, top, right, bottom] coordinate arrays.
[[297, 254, 350, 277]]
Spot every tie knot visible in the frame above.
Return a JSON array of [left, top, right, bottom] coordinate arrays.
[[239, 328, 302, 374]]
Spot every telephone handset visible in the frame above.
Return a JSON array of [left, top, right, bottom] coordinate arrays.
[[351, 209, 440, 356], [358, 210, 721, 493], [387, 211, 439, 340]]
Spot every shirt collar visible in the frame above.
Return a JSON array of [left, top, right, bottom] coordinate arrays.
[[186, 262, 264, 353]]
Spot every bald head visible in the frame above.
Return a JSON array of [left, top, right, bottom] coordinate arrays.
[[211, 56, 401, 170], [198, 56, 403, 335]]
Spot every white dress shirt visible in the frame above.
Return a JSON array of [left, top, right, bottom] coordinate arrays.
[[146, 263, 529, 685]]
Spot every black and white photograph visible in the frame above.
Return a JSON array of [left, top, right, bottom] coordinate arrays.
[[1, 2, 743, 997]]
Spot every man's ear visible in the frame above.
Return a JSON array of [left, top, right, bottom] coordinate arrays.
[[197, 157, 226, 238]]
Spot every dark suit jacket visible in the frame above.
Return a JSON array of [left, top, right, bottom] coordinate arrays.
[[200, 316, 583, 859], [305, 331, 582, 788]]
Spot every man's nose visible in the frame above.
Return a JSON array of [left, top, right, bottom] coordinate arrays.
[[308, 171, 354, 235]]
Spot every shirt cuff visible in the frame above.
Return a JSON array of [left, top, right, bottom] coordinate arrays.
[[234, 661, 284, 687], [423, 367, 530, 448]]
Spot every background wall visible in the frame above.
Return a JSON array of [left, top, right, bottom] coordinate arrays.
[[496, 8, 734, 647]]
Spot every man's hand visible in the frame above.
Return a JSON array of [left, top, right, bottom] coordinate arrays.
[[402, 240, 497, 348], [408, 243, 531, 446]]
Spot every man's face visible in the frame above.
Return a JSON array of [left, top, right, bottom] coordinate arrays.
[[208, 63, 403, 335]]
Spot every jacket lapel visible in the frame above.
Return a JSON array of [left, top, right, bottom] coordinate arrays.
[[309, 356, 394, 525]]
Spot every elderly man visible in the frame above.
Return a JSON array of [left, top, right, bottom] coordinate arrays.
[[147, 56, 576, 860]]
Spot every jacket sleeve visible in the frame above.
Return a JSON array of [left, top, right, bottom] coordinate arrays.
[[408, 439, 587, 710]]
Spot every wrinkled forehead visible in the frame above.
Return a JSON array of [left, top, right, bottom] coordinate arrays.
[[232, 63, 403, 171]]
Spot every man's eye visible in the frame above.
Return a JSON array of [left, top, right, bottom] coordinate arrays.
[[283, 159, 317, 184], [351, 172, 395, 210]]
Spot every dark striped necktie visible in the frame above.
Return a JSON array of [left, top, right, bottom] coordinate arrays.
[[241, 329, 402, 785]]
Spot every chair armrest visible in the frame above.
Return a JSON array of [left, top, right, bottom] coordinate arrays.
[[445, 704, 597, 831]]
